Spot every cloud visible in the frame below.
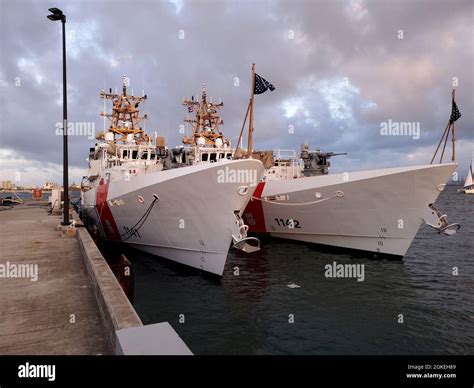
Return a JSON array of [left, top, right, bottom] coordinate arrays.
[[0, 148, 86, 186], [0, 0, 472, 186]]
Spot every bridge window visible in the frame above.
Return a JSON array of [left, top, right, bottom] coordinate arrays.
[[210, 153, 217, 162], [201, 153, 209, 162]]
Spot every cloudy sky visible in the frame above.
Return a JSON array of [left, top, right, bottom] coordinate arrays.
[[0, 0, 473, 186]]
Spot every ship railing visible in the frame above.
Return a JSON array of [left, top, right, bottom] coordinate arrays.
[[273, 149, 299, 161], [180, 144, 234, 152], [271, 149, 305, 178]]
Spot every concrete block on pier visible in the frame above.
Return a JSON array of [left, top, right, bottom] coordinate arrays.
[[116, 322, 193, 355]]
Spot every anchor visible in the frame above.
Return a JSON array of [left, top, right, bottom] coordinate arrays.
[[423, 203, 460, 235], [232, 211, 261, 253]]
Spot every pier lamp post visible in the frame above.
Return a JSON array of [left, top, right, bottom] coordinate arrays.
[[47, 8, 70, 225]]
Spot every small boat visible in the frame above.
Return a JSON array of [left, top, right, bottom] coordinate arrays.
[[457, 157, 474, 194], [0, 192, 24, 206]]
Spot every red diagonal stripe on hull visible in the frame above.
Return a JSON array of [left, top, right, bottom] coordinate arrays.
[[243, 181, 266, 233], [96, 178, 121, 241]]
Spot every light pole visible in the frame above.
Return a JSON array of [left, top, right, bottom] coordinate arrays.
[[47, 8, 69, 225]]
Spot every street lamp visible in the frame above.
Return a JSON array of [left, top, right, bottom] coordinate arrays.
[[47, 7, 70, 226]]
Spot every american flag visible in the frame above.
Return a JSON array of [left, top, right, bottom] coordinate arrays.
[[188, 105, 194, 113], [254, 73, 275, 95], [449, 100, 461, 124]]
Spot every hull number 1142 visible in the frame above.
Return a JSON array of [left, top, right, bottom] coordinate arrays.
[[274, 218, 301, 229]]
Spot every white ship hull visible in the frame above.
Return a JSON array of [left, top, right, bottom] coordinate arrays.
[[82, 159, 264, 275], [244, 163, 456, 257]]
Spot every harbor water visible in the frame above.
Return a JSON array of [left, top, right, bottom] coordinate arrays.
[[103, 185, 473, 355]]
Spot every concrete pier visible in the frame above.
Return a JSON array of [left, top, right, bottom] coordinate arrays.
[[0, 203, 192, 355], [0, 205, 111, 354]]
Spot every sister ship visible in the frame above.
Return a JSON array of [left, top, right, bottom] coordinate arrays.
[[243, 147, 458, 258], [80, 78, 264, 276]]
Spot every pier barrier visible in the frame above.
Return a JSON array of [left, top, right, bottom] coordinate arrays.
[[72, 211, 192, 355], [74, 214, 142, 351]]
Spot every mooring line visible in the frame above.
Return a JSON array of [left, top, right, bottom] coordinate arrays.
[[120, 196, 158, 241]]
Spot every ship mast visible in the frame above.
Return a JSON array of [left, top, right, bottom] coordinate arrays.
[[182, 84, 228, 147], [99, 76, 149, 144], [234, 63, 274, 159], [430, 89, 461, 164], [248, 63, 256, 155]]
